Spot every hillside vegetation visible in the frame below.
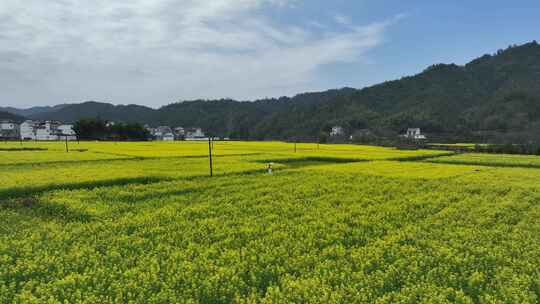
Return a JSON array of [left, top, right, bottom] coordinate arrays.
[[4, 42, 540, 142], [0, 111, 25, 122]]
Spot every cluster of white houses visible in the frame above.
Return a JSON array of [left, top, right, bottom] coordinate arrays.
[[330, 125, 427, 140], [2, 119, 425, 142], [402, 128, 426, 140], [0, 119, 209, 142], [146, 126, 207, 141], [0, 120, 76, 141]]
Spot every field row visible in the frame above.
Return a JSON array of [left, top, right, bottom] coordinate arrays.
[[0, 141, 449, 166]]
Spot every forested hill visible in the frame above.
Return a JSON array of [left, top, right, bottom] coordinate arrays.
[[0, 104, 69, 118], [0, 111, 25, 122], [6, 41, 540, 142], [28, 102, 157, 125]]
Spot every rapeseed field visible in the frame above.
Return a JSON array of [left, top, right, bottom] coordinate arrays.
[[1, 141, 540, 303]]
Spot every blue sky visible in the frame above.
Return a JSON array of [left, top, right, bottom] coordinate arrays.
[[283, 0, 540, 90], [1, 0, 539, 108]]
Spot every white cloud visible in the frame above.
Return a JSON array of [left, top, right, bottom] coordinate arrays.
[[334, 14, 353, 27], [0, 0, 398, 107]]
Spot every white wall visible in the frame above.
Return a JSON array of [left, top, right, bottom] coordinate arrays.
[[20, 122, 36, 140]]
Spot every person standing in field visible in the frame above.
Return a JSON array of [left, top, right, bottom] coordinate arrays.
[[267, 162, 273, 174]]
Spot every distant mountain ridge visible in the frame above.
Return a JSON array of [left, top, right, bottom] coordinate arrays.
[[0, 104, 70, 118], [3, 41, 540, 142], [0, 111, 26, 122], [26, 101, 157, 123]]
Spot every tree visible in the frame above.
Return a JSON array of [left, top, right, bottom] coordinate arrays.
[[73, 118, 150, 141], [73, 118, 108, 140]]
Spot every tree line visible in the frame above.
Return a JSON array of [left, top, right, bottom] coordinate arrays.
[[73, 118, 150, 141]]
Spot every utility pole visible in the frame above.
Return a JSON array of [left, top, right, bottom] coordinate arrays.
[[65, 135, 69, 152], [294, 141, 297, 153], [208, 137, 213, 177]]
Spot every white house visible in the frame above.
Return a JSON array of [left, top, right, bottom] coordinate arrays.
[[0, 121, 17, 130], [19, 120, 77, 141], [153, 126, 175, 141], [173, 127, 185, 139], [35, 121, 76, 141], [0, 120, 20, 139], [35, 121, 61, 141], [330, 126, 344, 137], [20, 120, 37, 140], [403, 128, 426, 140], [57, 124, 77, 140], [162, 133, 175, 141], [35, 130, 58, 141], [185, 128, 205, 139]]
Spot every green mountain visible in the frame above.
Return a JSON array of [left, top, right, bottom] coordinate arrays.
[[0, 111, 25, 122], [0, 104, 70, 118], [29, 101, 156, 124], [9, 41, 540, 142]]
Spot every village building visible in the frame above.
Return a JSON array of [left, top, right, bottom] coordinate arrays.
[[153, 126, 175, 141], [143, 125, 207, 141], [185, 128, 206, 140], [173, 127, 185, 140], [330, 126, 344, 137], [144, 125, 156, 136], [403, 128, 427, 140], [0, 120, 20, 140], [20, 120, 37, 140], [35, 121, 59, 141], [19, 120, 76, 141], [162, 133, 175, 141], [57, 124, 77, 140]]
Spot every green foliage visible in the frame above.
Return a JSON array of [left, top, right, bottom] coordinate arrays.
[[73, 118, 109, 140], [74, 118, 149, 141], [108, 122, 150, 141], [0, 111, 25, 122]]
